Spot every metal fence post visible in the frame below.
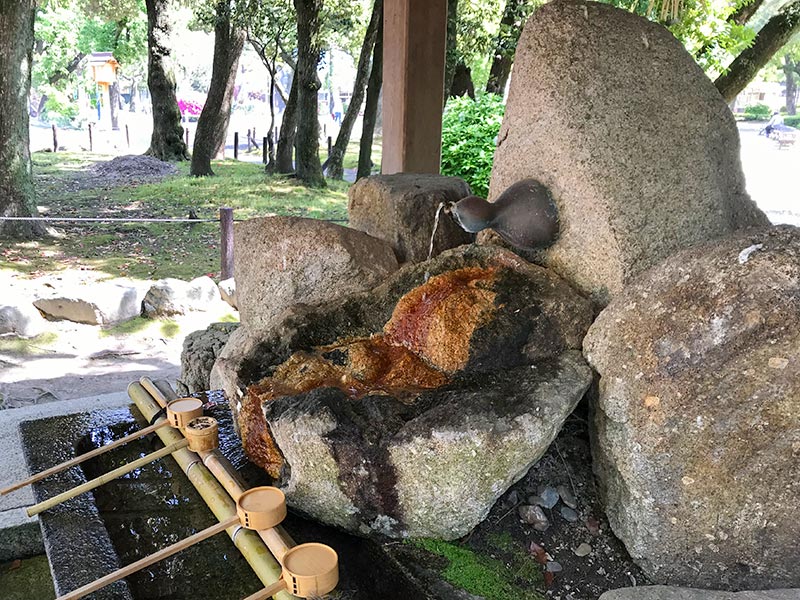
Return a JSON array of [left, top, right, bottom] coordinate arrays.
[[220, 207, 234, 281], [52, 125, 58, 153], [262, 137, 268, 164], [234, 132, 239, 160]]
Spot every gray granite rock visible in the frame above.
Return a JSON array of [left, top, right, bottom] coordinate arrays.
[[600, 587, 800, 600], [348, 174, 475, 263], [233, 216, 399, 330], [0, 304, 45, 338], [178, 321, 240, 395], [584, 226, 800, 589], [142, 276, 222, 317], [483, 0, 768, 305], [33, 281, 148, 325]]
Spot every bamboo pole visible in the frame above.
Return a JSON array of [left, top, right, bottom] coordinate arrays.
[[244, 579, 287, 600], [140, 378, 296, 560], [26, 439, 188, 517], [1, 420, 167, 496], [58, 516, 238, 600], [127, 382, 295, 600]]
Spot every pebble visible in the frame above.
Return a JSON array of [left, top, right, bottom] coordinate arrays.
[[560, 506, 579, 522], [557, 484, 578, 509], [507, 490, 520, 506], [546, 560, 563, 572], [519, 504, 550, 531], [537, 485, 560, 509], [585, 516, 601, 535], [573, 543, 592, 557]]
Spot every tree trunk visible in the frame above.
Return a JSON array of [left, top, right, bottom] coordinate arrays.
[[731, 0, 766, 26], [326, 0, 381, 180], [276, 76, 298, 173], [144, 0, 188, 160], [109, 81, 121, 130], [715, 0, 800, 103], [0, 0, 48, 239], [293, 0, 326, 187], [450, 61, 475, 98], [357, 4, 383, 181], [190, 1, 246, 176], [785, 55, 797, 115], [444, 0, 458, 102], [485, 0, 525, 95], [129, 77, 137, 111]]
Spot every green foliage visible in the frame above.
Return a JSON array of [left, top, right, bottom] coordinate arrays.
[[413, 538, 544, 600], [784, 114, 800, 126], [441, 94, 505, 198], [43, 90, 81, 127], [743, 103, 773, 120]]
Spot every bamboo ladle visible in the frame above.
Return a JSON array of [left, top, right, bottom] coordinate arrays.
[[26, 414, 219, 517], [1, 397, 205, 497], [243, 542, 339, 599], [56, 486, 290, 600]]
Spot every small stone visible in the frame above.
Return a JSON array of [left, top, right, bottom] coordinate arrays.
[[538, 486, 560, 509], [519, 505, 550, 531], [557, 484, 578, 509], [768, 356, 789, 369], [560, 506, 579, 522], [573, 543, 592, 557], [506, 490, 520, 506], [585, 516, 601, 535], [546, 561, 563, 572]]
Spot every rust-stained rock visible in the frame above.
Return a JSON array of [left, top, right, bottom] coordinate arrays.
[[222, 245, 594, 538], [584, 225, 800, 590]]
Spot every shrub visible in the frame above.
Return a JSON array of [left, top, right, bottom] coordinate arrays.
[[742, 103, 772, 121], [43, 90, 80, 128], [441, 94, 505, 198], [783, 115, 800, 128]]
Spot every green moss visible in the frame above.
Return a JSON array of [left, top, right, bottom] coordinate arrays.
[[0, 555, 55, 600], [160, 320, 180, 338], [99, 317, 152, 337], [0, 332, 58, 355], [219, 313, 239, 323], [413, 539, 544, 600]]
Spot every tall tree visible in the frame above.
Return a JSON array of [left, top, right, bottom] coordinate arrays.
[[784, 53, 798, 114], [0, 0, 49, 239], [293, 0, 325, 187], [715, 0, 800, 102], [357, 2, 382, 180], [144, 0, 188, 160], [191, 1, 246, 176], [325, 0, 381, 180], [276, 77, 298, 172], [485, 0, 534, 95]]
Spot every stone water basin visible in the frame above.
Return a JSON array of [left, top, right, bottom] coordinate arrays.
[[20, 398, 421, 599]]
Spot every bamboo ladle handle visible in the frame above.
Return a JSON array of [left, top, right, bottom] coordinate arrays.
[[26, 438, 189, 517], [56, 514, 240, 600], [1, 420, 168, 496], [243, 579, 289, 600]]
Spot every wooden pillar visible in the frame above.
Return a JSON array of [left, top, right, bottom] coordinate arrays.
[[381, 0, 448, 175]]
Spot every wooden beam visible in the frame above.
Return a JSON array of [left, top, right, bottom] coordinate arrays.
[[382, 0, 448, 174]]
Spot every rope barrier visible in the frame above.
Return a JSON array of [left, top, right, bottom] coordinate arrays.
[[0, 216, 348, 223]]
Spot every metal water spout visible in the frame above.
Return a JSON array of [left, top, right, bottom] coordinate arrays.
[[447, 179, 559, 250]]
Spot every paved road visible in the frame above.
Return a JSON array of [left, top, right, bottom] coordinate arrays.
[[738, 121, 800, 227]]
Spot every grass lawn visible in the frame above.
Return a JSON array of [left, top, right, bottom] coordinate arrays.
[[2, 151, 358, 281]]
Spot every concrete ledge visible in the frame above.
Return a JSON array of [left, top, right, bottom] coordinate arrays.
[[600, 586, 800, 599], [0, 391, 131, 560]]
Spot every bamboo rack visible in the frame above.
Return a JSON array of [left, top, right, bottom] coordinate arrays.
[[127, 381, 297, 600], [139, 378, 297, 562]]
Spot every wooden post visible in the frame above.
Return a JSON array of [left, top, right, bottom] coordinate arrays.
[[263, 137, 268, 164], [52, 124, 57, 153], [88, 123, 93, 152], [247, 128, 252, 151], [185, 126, 189, 147], [327, 136, 332, 157], [125, 124, 130, 148], [382, 0, 448, 174], [220, 207, 234, 280], [234, 132, 239, 160]]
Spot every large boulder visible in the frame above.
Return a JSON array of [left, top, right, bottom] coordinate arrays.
[[142, 276, 223, 317], [584, 226, 800, 590], [177, 321, 240, 395], [33, 281, 148, 325], [348, 174, 475, 263], [0, 304, 45, 338], [221, 245, 594, 538], [482, 0, 768, 305], [234, 217, 399, 330]]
